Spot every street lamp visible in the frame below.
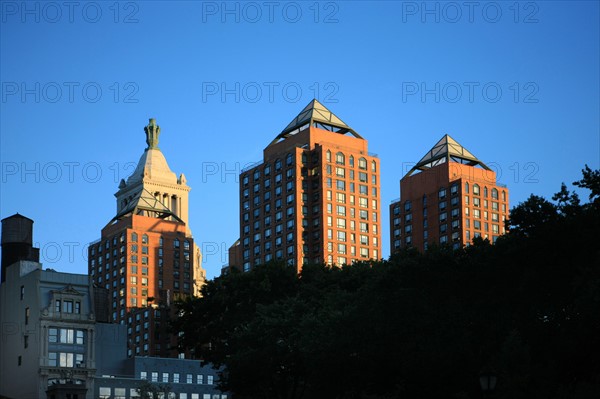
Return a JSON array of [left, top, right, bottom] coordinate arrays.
[[479, 372, 497, 397]]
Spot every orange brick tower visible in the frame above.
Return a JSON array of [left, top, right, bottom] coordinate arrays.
[[390, 135, 509, 253], [88, 119, 205, 358], [235, 100, 382, 272]]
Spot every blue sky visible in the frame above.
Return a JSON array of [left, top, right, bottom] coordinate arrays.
[[1, 1, 598, 279]]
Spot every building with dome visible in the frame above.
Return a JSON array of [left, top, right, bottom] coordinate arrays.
[[87, 119, 205, 358]]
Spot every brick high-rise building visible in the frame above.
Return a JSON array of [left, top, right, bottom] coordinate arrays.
[[390, 135, 509, 253], [88, 119, 205, 358], [236, 99, 382, 272]]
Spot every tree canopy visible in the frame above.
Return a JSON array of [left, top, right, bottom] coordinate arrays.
[[173, 165, 600, 399]]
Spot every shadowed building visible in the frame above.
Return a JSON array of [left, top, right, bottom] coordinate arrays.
[[88, 119, 205, 358], [390, 135, 509, 253], [0, 214, 113, 399], [234, 99, 382, 272]]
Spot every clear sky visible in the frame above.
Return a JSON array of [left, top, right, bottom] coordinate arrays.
[[1, 1, 598, 279]]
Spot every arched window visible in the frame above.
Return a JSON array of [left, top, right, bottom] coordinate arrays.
[[336, 152, 345, 165], [142, 234, 148, 244], [358, 157, 367, 170], [131, 232, 138, 242], [501, 191, 506, 201], [473, 184, 480, 195], [465, 182, 469, 194], [275, 159, 282, 171], [371, 160, 376, 172], [349, 156, 354, 167], [326, 150, 331, 162], [286, 153, 293, 166], [174, 239, 180, 249], [491, 188, 498, 199], [484, 187, 488, 197]]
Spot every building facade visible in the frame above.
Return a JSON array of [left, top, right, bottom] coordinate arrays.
[[0, 215, 98, 399], [95, 357, 226, 399], [235, 99, 381, 272], [390, 135, 509, 253], [88, 119, 205, 358]]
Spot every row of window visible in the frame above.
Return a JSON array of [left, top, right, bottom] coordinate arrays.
[[243, 152, 376, 183], [48, 328, 85, 344], [141, 371, 215, 385], [91, 234, 190, 256], [397, 184, 507, 214], [325, 151, 376, 172], [48, 351, 84, 367], [54, 299, 81, 314], [99, 388, 225, 399]]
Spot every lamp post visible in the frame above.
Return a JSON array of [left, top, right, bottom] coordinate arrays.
[[479, 372, 497, 398]]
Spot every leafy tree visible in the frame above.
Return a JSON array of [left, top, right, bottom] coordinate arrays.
[[173, 166, 600, 399]]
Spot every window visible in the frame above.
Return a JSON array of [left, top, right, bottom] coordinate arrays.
[[20, 285, 24, 300], [439, 187, 447, 199], [59, 352, 74, 367], [187, 374, 193, 383], [62, 301, 73, 313], [473, 184, 480, 195], [75, 301, 81, 314], [25, 307, 29, 324], [358, 157, 367, 170], [163, 373, 169, 383], [207, 375, 214, 385], [99, 387, 111, 399], [152, 372, 158, 382], [197, 375, 204, 384], [76, 330, 84, 344], [336, 152, 345, 165]]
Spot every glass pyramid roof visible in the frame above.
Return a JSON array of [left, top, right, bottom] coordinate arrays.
[[405, 134, 491, 177], [269, 99, 362, 146]]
